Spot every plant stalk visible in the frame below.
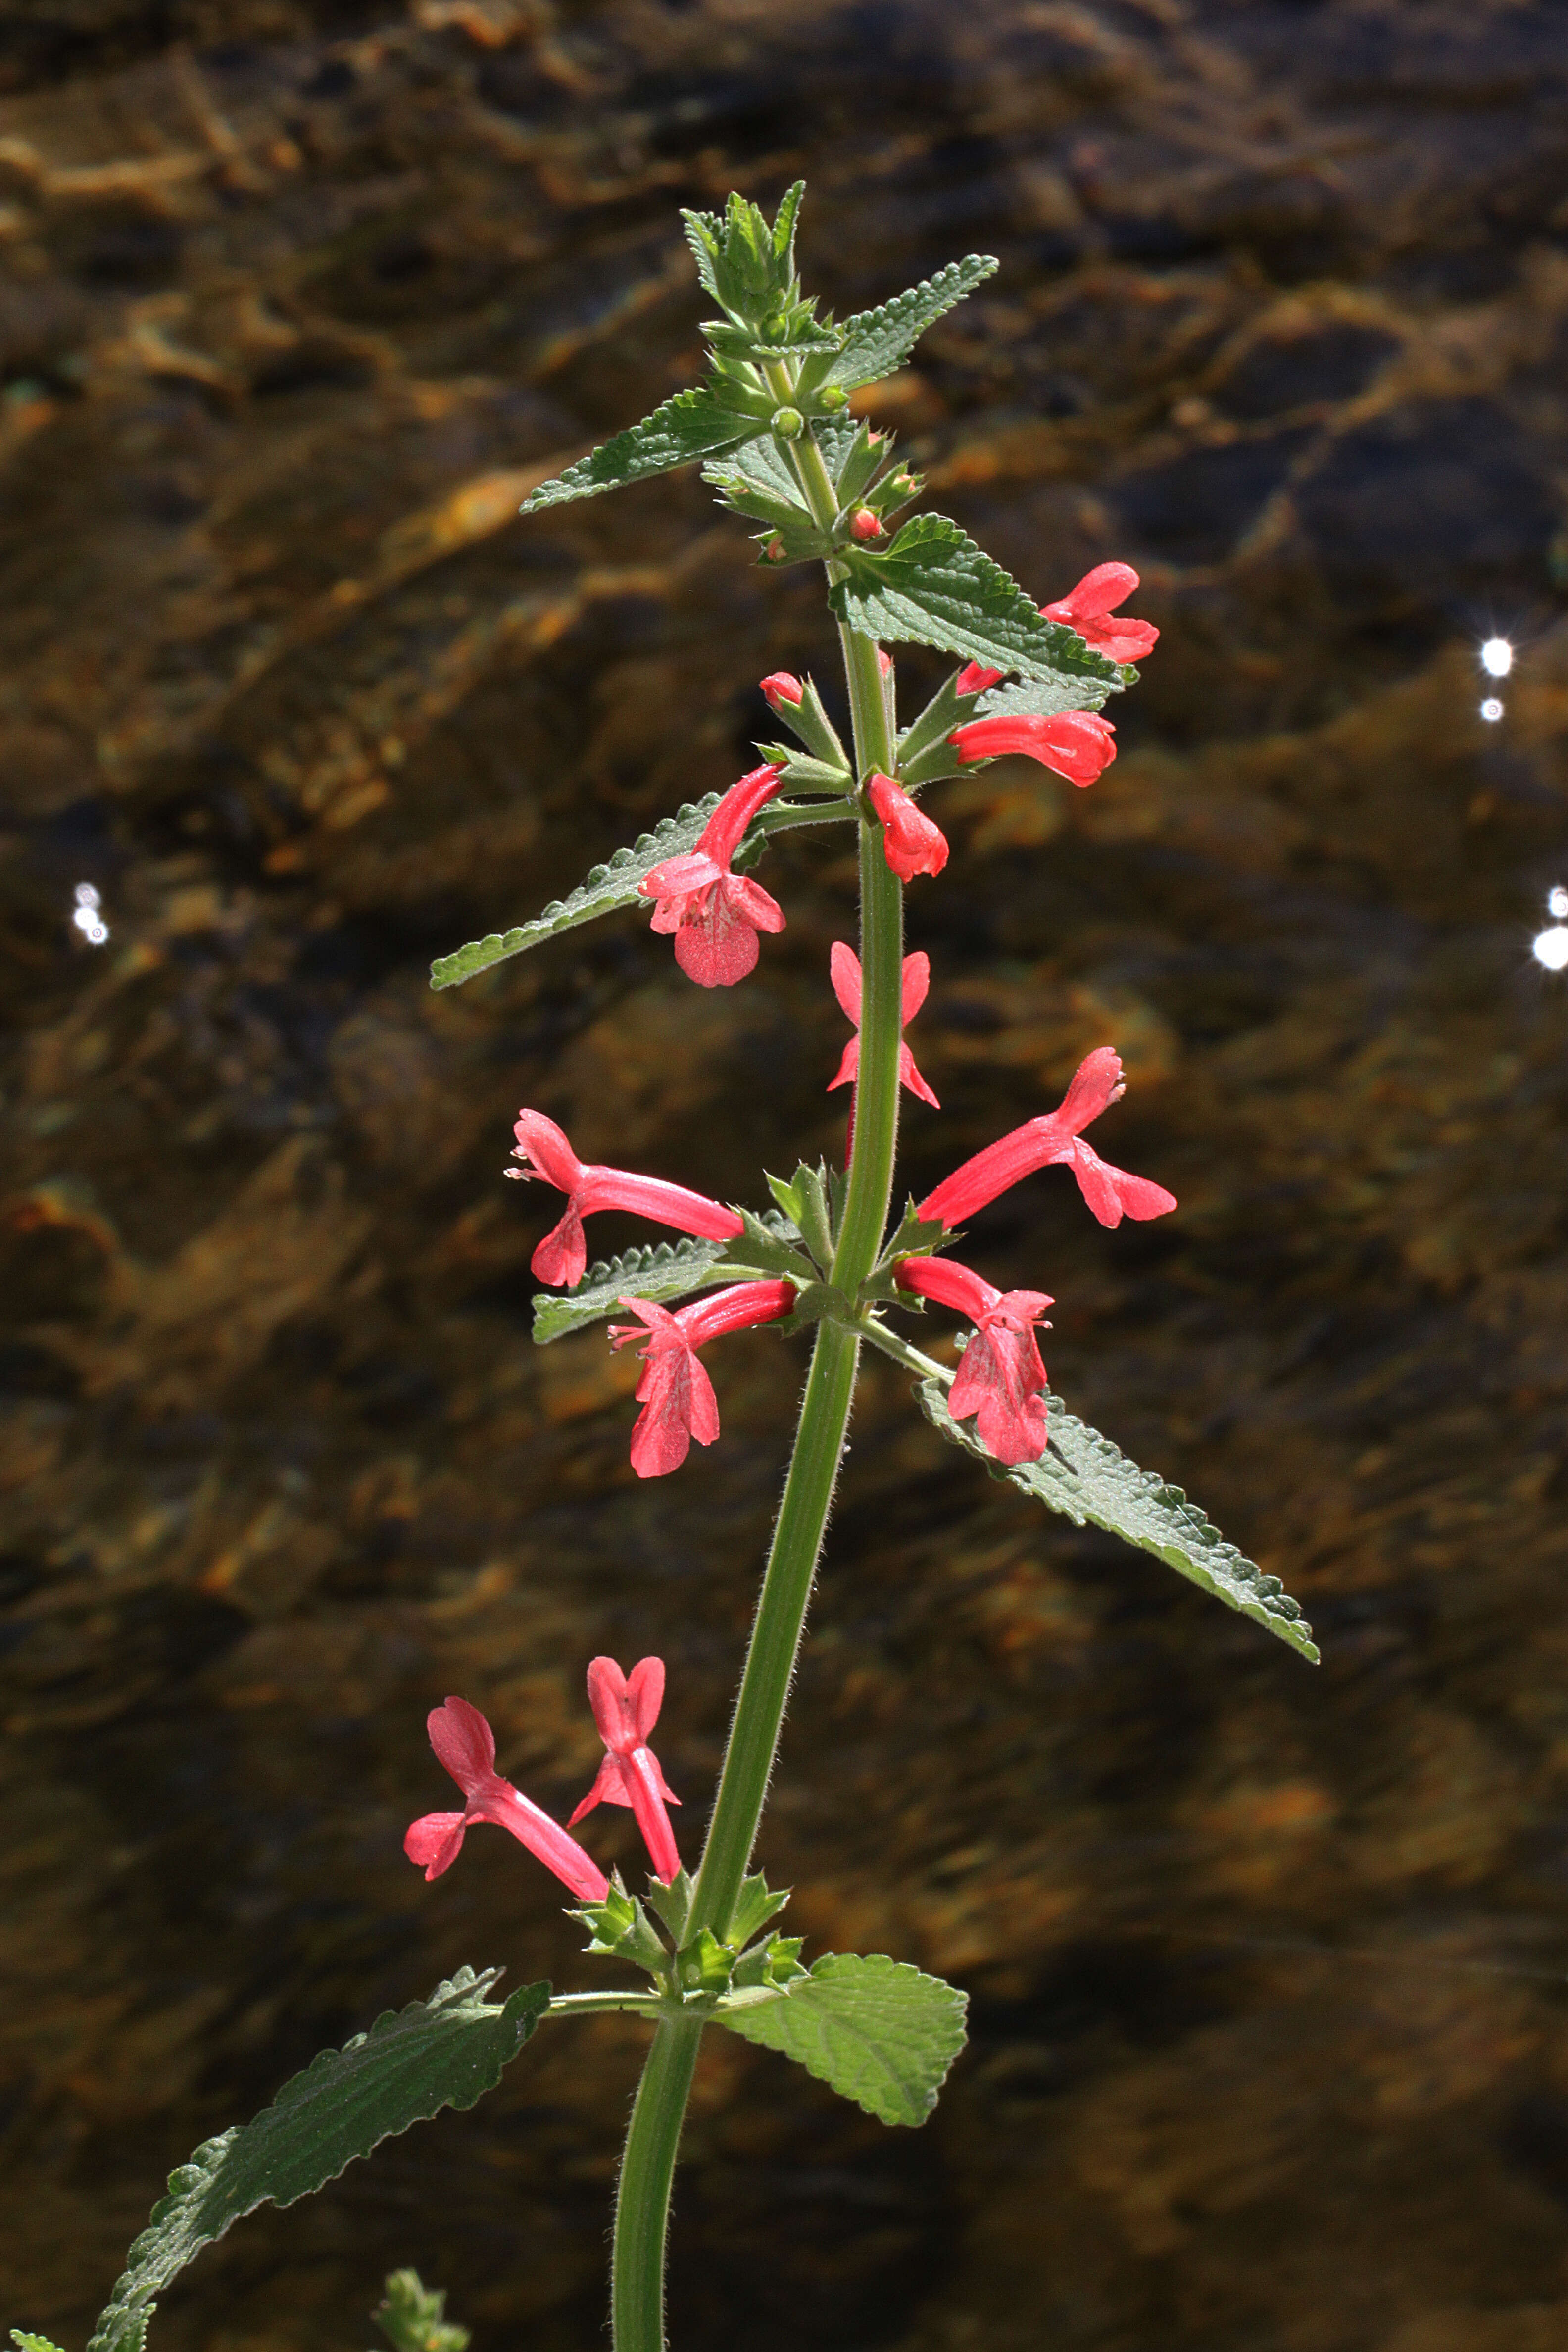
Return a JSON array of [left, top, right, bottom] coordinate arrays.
[[610, 2014, 704, 2352], [606, 394, 909, 2351]]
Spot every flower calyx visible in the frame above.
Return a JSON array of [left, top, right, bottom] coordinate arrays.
[[765, 1160, 838, 1274], [572, 1877, 672, 1979], [671, 1872, 804, 2005], [712, 1202, 820, 1287], [856, 1199, 953, 1308], [758, 671, 850, 772]]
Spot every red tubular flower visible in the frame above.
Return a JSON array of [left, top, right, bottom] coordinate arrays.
[[638, 761, 787, 987], [760, 671, 803, 711], [867, 772, 948, 881], [895, 1256, 1054, 1466], [1042, 562, 1159, 664], [610, 1280, 797, 1478], [955, 661, 1004, 696], [510, 1110, 743, 1288], [827, 941, 938, 1107], [568, 1655, 682, 1883], [404, 1696, 610, 1899], [949, 707, 1117, 786], [919, 1046, 1177, 1231]]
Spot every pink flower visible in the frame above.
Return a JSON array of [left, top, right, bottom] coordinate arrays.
[[895, 1256, 1054, 1466], [949, 708, 1117, 786], [638, 761, 787, 987], [919, 1046, 1177, 1231], [510, 1110, 743, 1289], [610, 1280, 797, 1477], [867, 772, 948, 881], [760, 671, 803, 711], [1042, 562, 1159, 664], [827, 941, 938, 1108], [955, 661, 1003, 696], [877, 647, 893, 678], [404, 1696, 609, 1899], [568, 1655, 682, 1883], [851, 507, 884, 540]]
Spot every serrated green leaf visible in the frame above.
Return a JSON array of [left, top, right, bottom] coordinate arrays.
[[431, 796, 723, 988], [771, 179, 806, 270], [532, 1237, 733, 1345], [715, 1952, 967, 2128], [531, 1216, 807, 1345], [13, 2335, 67, 2352], [914, 1379, 1319, 1661], [973, 670, 1129, 720], [831, 515, 1127, 685], [519, 388, 760, 514], [701, 415, 863, 514], [87, 1971, 549, 2352], [681, 209, 725, 303], [827, 257, 998, 391], [431, 794, 851, 990]]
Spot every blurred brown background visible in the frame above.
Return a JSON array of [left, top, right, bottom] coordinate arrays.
[[4, 3, 1568, 2348]]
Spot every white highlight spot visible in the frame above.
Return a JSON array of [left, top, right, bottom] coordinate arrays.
[[1549, 886, 1568, 920], [71, 882, 109, 945], [1533, 926, 1568, 973], [1480, 697, 1504, 723], [1480, 637, 1514, 678]]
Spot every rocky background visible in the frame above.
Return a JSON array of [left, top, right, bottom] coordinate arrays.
[[4, 2, 1568, 2348]]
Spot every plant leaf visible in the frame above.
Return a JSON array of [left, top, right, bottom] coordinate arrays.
[[532, 1238, 735, 1345], [914, 1378, 1319, 1661], [973, 669, 1133, 720], [87, 1971, 550, 2352], [431, 796, 724, 988], [430, 794, 852, 990], [715, 1952, 967, 2128], [827, 257, 999, 391], [531, 1216, 806, 1346], [831, 515, 1127, 685], [519, 389, 761, 514]]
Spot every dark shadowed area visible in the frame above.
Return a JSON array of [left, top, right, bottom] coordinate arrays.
[[4, 3, 1568, 2349]]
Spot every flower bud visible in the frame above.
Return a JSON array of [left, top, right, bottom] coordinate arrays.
[[819, 385, 849, 410], [771, 406, 804, 439], [763, 537, 786, 562], [850, 507, 883, 540], [760, 672, 804, 709]]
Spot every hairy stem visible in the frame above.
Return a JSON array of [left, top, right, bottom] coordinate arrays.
[[610, 2015, 704, 2352], [607, 396, 908, 2349]]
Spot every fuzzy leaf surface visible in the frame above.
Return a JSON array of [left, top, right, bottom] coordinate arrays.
[[831, 516, 1127, 685], [701, 416, 863, 512], [974, 669, 1131, 720], [430, 794, 852, 990], [827, 257, 999, 390], [88, 1972, 549, 2352], [531, 1217, 804, 1345], [715, 1952, 967, 2127], [915, 1379, 1318, 1660], [519, 389, 760, 513], [431, 797, 723, 988]]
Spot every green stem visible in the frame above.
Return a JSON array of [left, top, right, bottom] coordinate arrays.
[[606, 394, 910, 2351], [549, 1991, 663, 2018], [610, 2015, 704, 2352], [859, 1318, 954, 1385]]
